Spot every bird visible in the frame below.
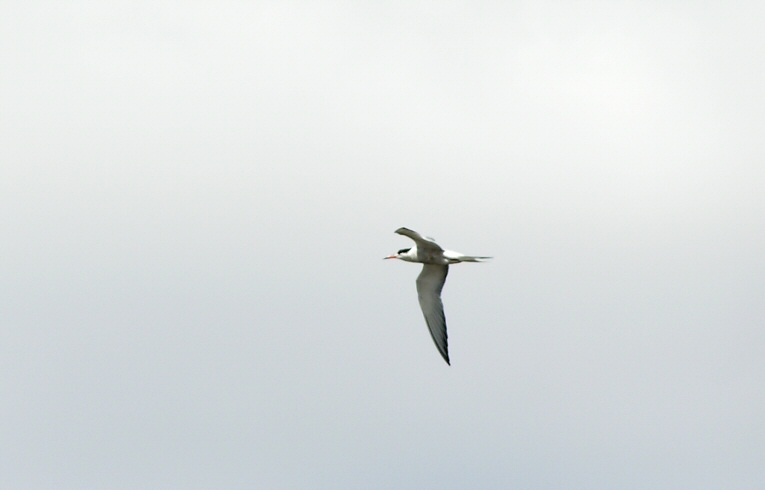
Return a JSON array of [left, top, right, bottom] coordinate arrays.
[[384, 227, 491, 365]]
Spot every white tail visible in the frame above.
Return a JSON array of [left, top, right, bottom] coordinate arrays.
[[443, 250, 492, 263], [459, 256, 492, 262]]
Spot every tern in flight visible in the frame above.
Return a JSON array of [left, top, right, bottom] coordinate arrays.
[[384, 227, 491, 365]]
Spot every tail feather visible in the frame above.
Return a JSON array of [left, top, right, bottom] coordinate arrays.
[[460, 256, 492, 262], [443, 250, 492, 263]]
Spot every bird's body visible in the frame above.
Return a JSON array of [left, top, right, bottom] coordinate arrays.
[[385, 227, 491, 365]]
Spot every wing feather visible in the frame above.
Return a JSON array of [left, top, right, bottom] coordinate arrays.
[[395, 227, 443, 254], [416, 264, 450, 365]]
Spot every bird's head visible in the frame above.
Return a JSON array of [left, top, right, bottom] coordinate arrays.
[[384, 247, 412, 260]]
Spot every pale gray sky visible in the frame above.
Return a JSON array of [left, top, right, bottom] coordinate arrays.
[[2, 1, 764, 489]]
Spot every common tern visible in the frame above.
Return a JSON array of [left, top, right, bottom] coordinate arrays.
[[384, 227, 491, 365]]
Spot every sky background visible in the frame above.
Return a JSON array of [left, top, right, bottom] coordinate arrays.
[[2, 1, 764, 489]]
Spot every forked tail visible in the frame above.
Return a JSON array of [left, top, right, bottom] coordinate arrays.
[[462, 255, 494, 262], [443, 250, 493, 263], [459, 255, 492, 263]]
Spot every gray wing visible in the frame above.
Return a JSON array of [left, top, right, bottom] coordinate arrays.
[[416, 264, 450, 365], [395, 227, 443, 253]]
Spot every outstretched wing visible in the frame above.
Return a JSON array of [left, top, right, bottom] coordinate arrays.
[[416, 264, 450, 365], [395, 227, 443, 253]]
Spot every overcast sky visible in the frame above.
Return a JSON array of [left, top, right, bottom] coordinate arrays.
[[2, 1, 764, 489]]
